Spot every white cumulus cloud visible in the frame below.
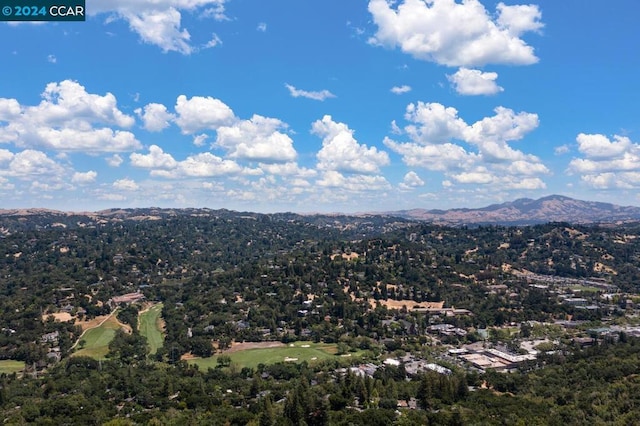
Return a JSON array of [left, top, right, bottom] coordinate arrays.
[[0, 148, 13, 165], [368, 0, 542, 67], [496, 2, 545, 36], [465, 106, 539, 145], [128, 8, 192, 53], [403, 102, 467, 144], [0, 98, 21, 121], [72, 171, 98, 184], [313, 115, 390, 174], [151, 152, 243, 178], [106, 154, 124, 167], [39, 80, 134, 128], [113, 178, 139, 191], [399, 171, 425, 190], [0, 80, 141, 153], [136, 103, 175, 132], [575, 133, 633, 159], [384, 138, 475, 171], [451, 168, 494, 184], [258, 162, 316, 178], [316, 170, 391, 192], [30, 181, 65, 192], [89, 0, 229, 55], [215, 115, 297, 163], [385, 101, 548, 190], [449, 167, 546, 189], [0, 150, 65, 179], [174, 94, 235, 134], [130, 145, 178, 169], [403, 171, 424, 186], [568, 133, 640, 189], [447, 68, 503, 96], [28, 128, 140, 153]]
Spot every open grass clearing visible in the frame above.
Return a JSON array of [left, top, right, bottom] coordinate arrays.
[[190, 341, 340, 370], [72, 312, 127, 360], [570, 285, 602, 293], [0, 360, 25, 374], [139, 303, 164, 355]]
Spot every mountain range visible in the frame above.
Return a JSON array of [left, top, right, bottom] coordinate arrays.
[[385, 195, 640, 225], [2, 195, 640, 228]]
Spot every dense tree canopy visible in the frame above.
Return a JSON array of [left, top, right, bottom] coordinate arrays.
[[0, 209, 639, 423]]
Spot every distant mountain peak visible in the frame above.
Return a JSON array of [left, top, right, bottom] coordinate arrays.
[[386, 195, 640, 225]]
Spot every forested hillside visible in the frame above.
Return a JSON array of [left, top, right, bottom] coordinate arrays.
[[0, 209, 639, 424]]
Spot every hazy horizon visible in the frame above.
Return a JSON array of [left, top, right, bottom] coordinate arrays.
[[3, 193, 640, 216]]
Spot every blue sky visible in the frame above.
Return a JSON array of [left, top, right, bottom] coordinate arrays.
[[1, 0, 639, 213]]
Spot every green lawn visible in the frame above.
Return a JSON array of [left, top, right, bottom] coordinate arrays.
[[139, 303, 164, 355], [72, 314, 123, 360], [0, 360, 25, 374], [190, 341, 340, 370], [570, 285, 602, 293]]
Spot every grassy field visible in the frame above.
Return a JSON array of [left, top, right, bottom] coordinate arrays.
[[72, 313, 124, 360], [190, 341, 340, 370], [0, 360, 25, 374], [570, 285, 602, 293], [139, 303, 164, 355]]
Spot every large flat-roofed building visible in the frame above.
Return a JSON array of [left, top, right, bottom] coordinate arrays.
[[109, 291, 145, 307]]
